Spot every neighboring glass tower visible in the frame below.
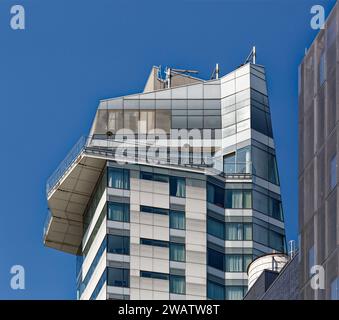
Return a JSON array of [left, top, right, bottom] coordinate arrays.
[[299, 2, 339, 300], [43, 60, 286, 300]]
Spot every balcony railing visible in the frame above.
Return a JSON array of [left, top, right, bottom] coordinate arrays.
[[46, 135, 252, 197], [46, 136, 87, 196], [223, 162, 252, 176]]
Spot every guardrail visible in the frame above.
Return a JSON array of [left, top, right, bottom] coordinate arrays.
[[46, 136, 87, 196], [46, 135, 253, 197]]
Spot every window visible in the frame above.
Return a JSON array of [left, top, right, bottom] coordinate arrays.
[[330, 154, 337, 190], [140, 205, 169, 215], [243, 223, 252, 240], [252, 146, 279, 185], [140, 110, 155, 133], [251, 107, 273, 138], [207, 248, 224, 271], [223, 153, 236, 174], [170, 275, 185, 294], [140, 238, 169, 248], [223, 147, 251, 175], [225, 223, 243, 240], [108, 168, 130, 189], [225, 286, 245, 300], [170, 177, 186, 198], [207, 217, 224, 239], [156, 110, 171, 132], [140, 171, 169, 183], [207, 281, 225, 300], [268, 197, 283, 221], [140, 271, 169, 280], [253, 191, 284, 222], [108, 110, 124, 133], [124, 110, 139, 132], [253, 224, 269, 246], [107, 202, 130, 222], [225, 190, 251, 209], [107, 235, 129, 255], [207, 183, 224, 207], [107, 267, 129, 287], [140, 171, 153, 181], [223, 254, 252, 272], [170, 243, 185, 262], [331, 278, 339, 300], [244, 255, 253, 271], [225, 254, 243, 272], [170, 211, 185, 230], [269, 230, 285, 252], [268, 153, 279, 185]]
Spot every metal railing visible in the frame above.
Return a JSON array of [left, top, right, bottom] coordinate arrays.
[[46, 135, 253, 197], [223, 162, 252, 175], [46, 136, 87, 196]]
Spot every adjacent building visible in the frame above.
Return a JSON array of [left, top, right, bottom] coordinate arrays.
[[43, 60, 286, 300], [298, 1, 339, 300]]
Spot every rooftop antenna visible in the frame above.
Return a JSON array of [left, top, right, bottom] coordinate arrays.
[[165, 67, 199, 88], [244, 46, 256, 65], [210, 63, 220, 80]]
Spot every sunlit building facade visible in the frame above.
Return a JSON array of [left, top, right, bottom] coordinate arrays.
[[299, 2, 339, 300], [43, 61, 286, 300]]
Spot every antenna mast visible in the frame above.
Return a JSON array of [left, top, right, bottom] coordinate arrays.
[[210, 63, 220, 80], [244, 46, 256, 64]]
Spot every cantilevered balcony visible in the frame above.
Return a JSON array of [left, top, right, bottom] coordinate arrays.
[[44, 135, 252, 254]]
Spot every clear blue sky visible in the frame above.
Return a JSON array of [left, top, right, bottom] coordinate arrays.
[[0, 0, 336, 299]]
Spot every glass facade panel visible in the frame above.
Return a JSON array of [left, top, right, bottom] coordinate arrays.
[[170, 211, 185, 230], [269, 230, 285, 252], [170, 275, 185, 294], [170, 177, 186, 198], [225, 286, 245, 300], [207, 217, 224, 239], [156, 110, 171, 132], [225, 223, 243, 240], [170, 243, 185, 262], [253, 224, 268, 246], [252, 147, 279, 185], [107, 202, 130, 222], [208, 248, 224, 271], [140, 238, 169, 248], [107, 267, 129, 287], [140, 110, 155, 132], [107, 234, 130, 255], [207, 183, 224, 207], [207, 281, 225, 300], [225, 190, 251, 209], [225, 254, 243, 272], [108, 110, 123, 133], [244, 223, 252, 240], [108, 168, 130, 189], [124, 110, 139, 132], [268, 197, 283, 221]]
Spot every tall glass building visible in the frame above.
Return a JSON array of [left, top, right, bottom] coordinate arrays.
[[43, 61, 286, 300], [299, 2, 339, 300]]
